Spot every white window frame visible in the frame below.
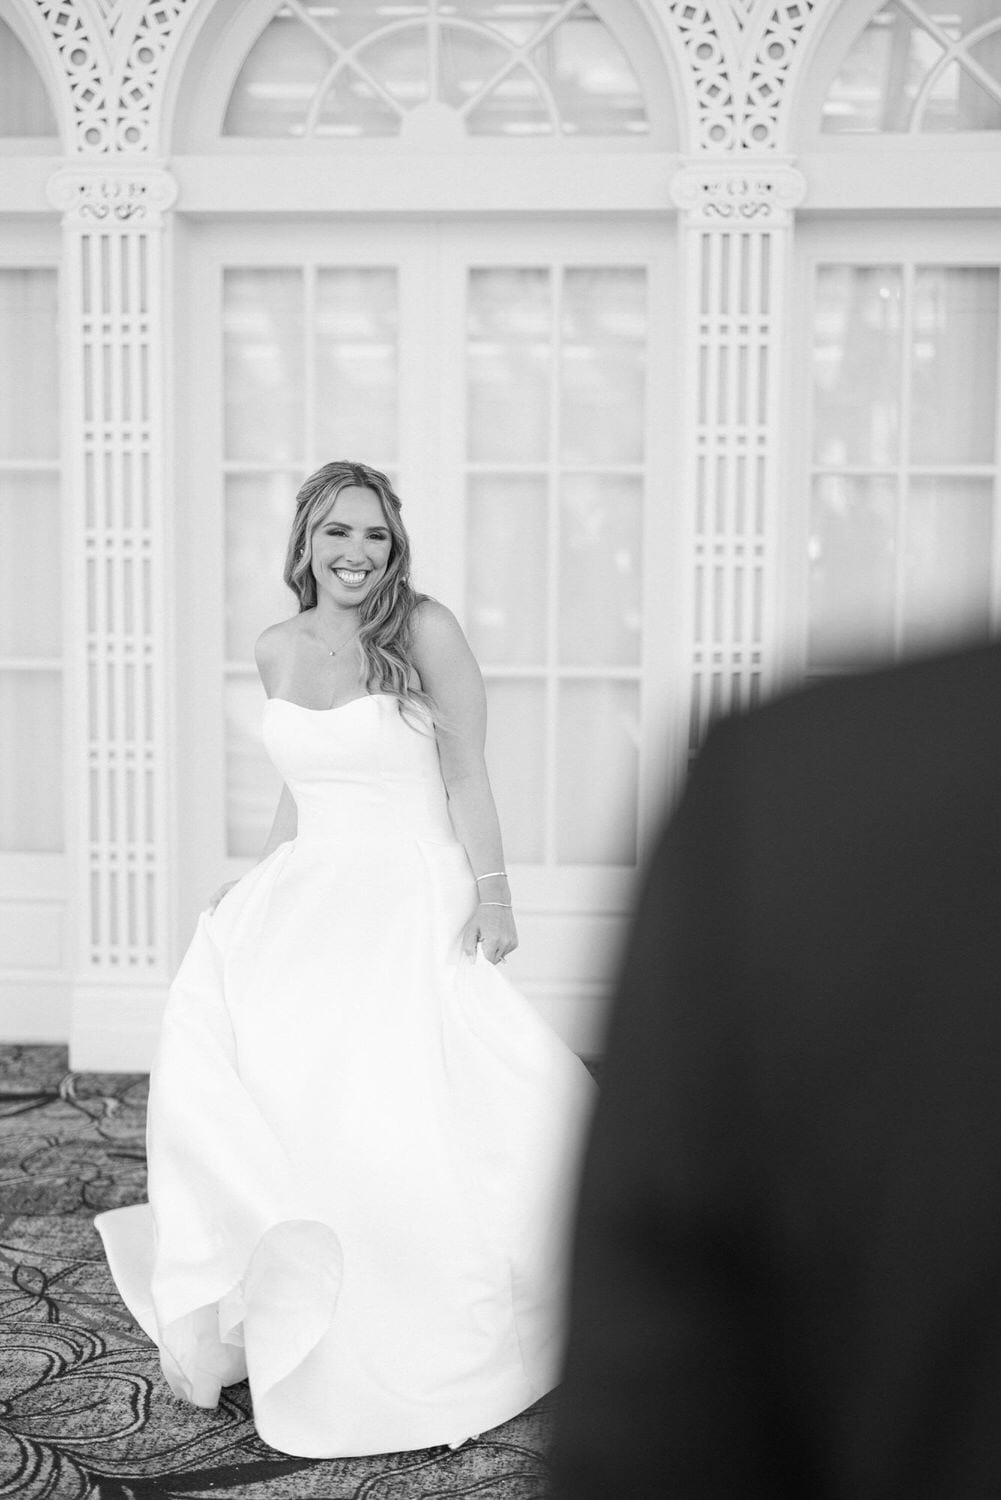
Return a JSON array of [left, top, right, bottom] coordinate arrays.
[[781, 214, 1001, 686]]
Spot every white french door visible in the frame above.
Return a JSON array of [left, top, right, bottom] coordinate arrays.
[[786, 218, 1001, 684], [175, 216, 680, 1051]]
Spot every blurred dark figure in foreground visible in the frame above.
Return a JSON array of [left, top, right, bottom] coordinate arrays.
[[552, 640, 1001, 1500]]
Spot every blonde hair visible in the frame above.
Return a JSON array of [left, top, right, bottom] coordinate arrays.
[[284, 462, 432, 722]]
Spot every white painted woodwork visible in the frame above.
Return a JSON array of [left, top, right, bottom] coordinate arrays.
[[42, 166, 178, 1068], [1, 0, 1000, 1063]]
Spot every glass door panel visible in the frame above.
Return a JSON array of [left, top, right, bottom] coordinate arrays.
[[208, 221, 667, 892], [221, 263, 401, 855], [806, 252, 1001, 674], [0, 268, 62, 853], [465, 260, 648, 868]]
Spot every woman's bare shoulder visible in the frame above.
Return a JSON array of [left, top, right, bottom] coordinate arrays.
[[254, 616, 304, 678], [410, 596, 461, 643], [255, 616, 301, 655]]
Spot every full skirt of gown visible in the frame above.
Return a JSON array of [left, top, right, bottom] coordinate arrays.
[[95, 693, 598, 1458]]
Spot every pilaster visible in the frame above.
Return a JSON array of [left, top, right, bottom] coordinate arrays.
[[670, 157, 806, 747], [46, 162, 178, 1067]]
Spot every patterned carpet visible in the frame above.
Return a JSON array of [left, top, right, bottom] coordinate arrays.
[[0, 1045, 560, 1499]]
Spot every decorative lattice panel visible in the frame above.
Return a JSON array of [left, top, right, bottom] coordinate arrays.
[[671, 163, 805, 746], [741, 0, 821, 150], [32, 0, 194, 153], [664, 0, 736, 150], [48, 168, 177, 974]]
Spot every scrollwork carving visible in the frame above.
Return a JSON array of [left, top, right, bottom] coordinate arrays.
[[670, 160, 807, 225], [46, 166, 179, 227]]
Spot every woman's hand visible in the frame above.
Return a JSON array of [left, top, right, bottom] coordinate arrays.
[[461, 900, 518, 965], [206, 880, 238, 913]]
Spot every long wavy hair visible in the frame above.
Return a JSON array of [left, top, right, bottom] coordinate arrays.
[[284, 462, 432, 721]]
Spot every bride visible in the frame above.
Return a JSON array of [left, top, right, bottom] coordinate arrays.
[[96, 460, 597, 1459]]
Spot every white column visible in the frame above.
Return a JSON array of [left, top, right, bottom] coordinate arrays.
[[47, 163, 178, 1069], [670, 158, 806, 750]]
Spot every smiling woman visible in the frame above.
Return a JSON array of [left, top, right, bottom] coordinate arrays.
[[269, 462, 429, 717], [94, 458, 597, 1460]]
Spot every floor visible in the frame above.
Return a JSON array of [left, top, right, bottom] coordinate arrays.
[[0, 1044, 557, 1499]]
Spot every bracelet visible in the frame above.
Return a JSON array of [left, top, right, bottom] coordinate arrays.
[[475, 870, 507, 882], [479, 900, 513, 908]]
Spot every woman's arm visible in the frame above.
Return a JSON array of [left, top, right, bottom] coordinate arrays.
[[206, 629, 299, 912], [410, 600, 517, 965], [255, 625, 298, 856]]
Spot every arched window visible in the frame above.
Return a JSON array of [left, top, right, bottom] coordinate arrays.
[[0, 16, 58, 137], [822, 0, 1001, 135], [222, 0, 650, 141]]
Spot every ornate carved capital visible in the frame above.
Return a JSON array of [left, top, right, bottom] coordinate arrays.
[[46, 165, 179, 228], [670, 159, 807, 227]]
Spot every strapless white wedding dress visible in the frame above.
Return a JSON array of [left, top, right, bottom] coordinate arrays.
[[95, 693, 597, 1459]]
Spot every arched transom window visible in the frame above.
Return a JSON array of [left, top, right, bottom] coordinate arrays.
[[823, 0, 1001, 133], [0, 17, 57, 136], [224, 0, 649, 140]]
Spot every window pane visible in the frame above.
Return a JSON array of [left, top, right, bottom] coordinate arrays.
[[315, 269, 398, 463], [561, 267, 646, 465], [556, 679, 638, 865], [224, 270, 304, 463], [0, 270, 59, 461], [467, 66, 551, 137], [808, 475, 897, 669], [812, 266, 902, 467], [0, 671, 62, 851], [821, 0, 1001, 134], [226, 675, 282, 858], [533, 4, 648, 137], [559, 474, 641, 667], [467, 269, 551, 463], [223, 11, 331, 137], [911, 267, 998, 464], [0, 20, 57, 134], [225, 473, 299, 663], [0, 473, 60, 657], [440, 27, 514, 110], [485, 678, 545, 863], [927, 59, 1001, 132], [360, 30, 430, 109], [821, 6, 944, 133], [467, 475, 548, 666], [903, 477, 993, 651], [315, 72, 401, 138]]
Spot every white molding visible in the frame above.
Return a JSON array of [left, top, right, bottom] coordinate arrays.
[[46, 161, 178, 225], [0, 978, 71, 1043], [69, 979, 168, 1069], [172, 152, 677, 214], [65, 978, 603, 1068], [670, 156, 807, 226], [500, 982, 613, 1059], [799, 147, 1001, 210]]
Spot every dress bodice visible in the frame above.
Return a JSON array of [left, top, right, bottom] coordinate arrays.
[[262, 693, 456, 847]]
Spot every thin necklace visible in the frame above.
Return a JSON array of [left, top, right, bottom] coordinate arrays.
[[320, 624, 360, 657]]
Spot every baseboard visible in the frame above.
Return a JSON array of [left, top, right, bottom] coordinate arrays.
[[0, 978, 72, 1043], [69, 982, 170, 1072], [521, 983, 612, 1059], [7, 976, 607, 1069]]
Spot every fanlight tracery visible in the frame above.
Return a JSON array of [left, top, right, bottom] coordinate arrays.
[[823, 0, 1001, 133], [223, 0, 649, 140]]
